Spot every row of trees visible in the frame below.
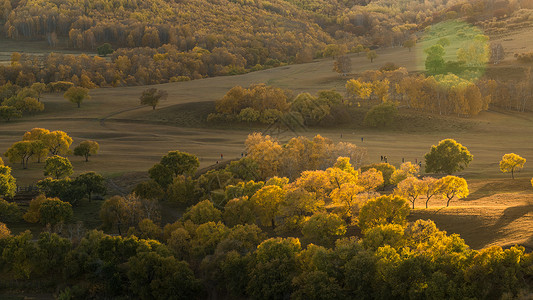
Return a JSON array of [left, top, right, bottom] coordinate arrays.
[[4, 128, 99, 169]]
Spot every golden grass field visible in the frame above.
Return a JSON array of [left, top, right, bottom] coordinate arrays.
[[1, 29, 532, 250]]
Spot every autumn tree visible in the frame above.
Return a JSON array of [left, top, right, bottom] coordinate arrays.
[[437, 175, 469, 207], [23, 195, 46, 223], [73, 140, 99, 162], [420, 177, 441, 208], [333, 55, 352, 75], [424, 139, 473, 174], [250, 185, 285, 228], [358, 195, 410, 232], [140, 88, 168, 110], [394, 177, 424, 209], [42, 130, 73, 156], [366, 50, 377, 63], [499, 153, 526, 179], [403, 39, 416, 52], [64, 86, 90, 108], [390, 162, 419, 184]]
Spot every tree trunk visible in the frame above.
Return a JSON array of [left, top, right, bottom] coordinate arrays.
[[446, 197, 452, 207], [77, 102, 80, 108], [85, 155, 89, 162], [511, 168, 514, 179], [152, 106, 156, 110]]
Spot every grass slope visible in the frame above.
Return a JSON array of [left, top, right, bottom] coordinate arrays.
[[1, 29, 533, 250]]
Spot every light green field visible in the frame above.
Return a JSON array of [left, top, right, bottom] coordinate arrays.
[[1, 33, 532, 250]]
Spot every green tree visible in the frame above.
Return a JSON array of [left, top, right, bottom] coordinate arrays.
[[247, 237, 301, 299], [223, 196, 256, 227], [149, 163, 173, 188], [160, 150, 200, 177], [366, 50, 377, 63], [30, 82, 46, 101], [0, 165, 16, 198], [99, 195, 128, 235], [73, 140, 99, 162], [358, 195, 410, 232], [0, 199, 21, 222], [73, 172, 106, 201], [63, 86, 90, 108], [39, 198, 73, 225], [140, 88, 168, 110], [424, 139, 473, 174], [292, 271, 345, 300], [182, 200, 222, 224], [0, 106, 21, 121], [424, 44, 446, 73], [134, 180, 165, 201], [499, 153, 526, 179], [364, 102, 397, 128], [96, 43, 114, 56], [4, 140, 35, 168], [301, 213, 346, 246], [44, 155, 73, 179], [127, 251, 200, 299]]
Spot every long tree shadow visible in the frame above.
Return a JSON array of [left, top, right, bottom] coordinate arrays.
[[465, 178, 532, 201]]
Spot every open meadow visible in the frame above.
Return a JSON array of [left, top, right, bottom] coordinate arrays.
[[1, 34, 533, 251]]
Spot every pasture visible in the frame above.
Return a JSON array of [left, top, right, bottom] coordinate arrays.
[[1, 33, 532, 250]]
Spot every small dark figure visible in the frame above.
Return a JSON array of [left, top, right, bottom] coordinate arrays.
[[384, 156, 388, 163], [361, 137, 364, 142], [221, 154, 223, 159], [241, 152, 244, 157], [216, 161, 219, 164], [380, 155, 383, 161], [340, 134, 343, 138], [402, 158, 404, 163], [415, 158, 417, 164], [418, 162, 422, 168]]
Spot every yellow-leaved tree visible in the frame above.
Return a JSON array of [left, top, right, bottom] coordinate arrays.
[[394, 177, 424, 209], [499, 153, 526, 179], [437, 176, 469, 207]]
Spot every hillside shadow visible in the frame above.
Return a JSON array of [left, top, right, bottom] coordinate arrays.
[[490, 202, 533, 233]]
